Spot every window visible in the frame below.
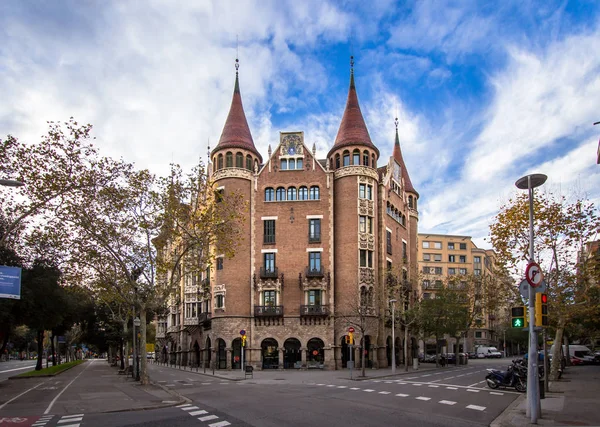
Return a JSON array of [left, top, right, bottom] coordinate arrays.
[[422, 241, 430, 249], [408, 196, 413, 208], [308, 252, 321, 272], [217, 154, 223, 170], [226, 152, 233, 167], [359, 250, 373, 268], [433, 242, 442, 249], [434, 254, 442, 262], [236, 152, 243, 168], [423, 254, 431, 261], [343, 151, 350, 166], [460, 243, 467, 250], [448, 268, 456, 275], [308, 289, 322, 305], [215, 294, 224, 309], [386, 231, 392, 255], [309, 186, 320, 200], [434, 267, 443, 275], [265, 187, 274, 201], [475, 331, 482, 338], [264, 290, 276, 306], [367, 185, 372, 200], [459, 268, 467, 275], [246, 155, 252, 170], [276, 187, 286, 201], [297, 158, 303, 169], [215, 188, 224, 203], [360, 216, 372, 233], [448, 242, 455, 250], [423, 280, 430, 289], [280, 159, 288, 170], [289, 159, 296, 170], [459, 255, 467, 263], [298, 186, 308, 200], [474, 256, 481, 264], [287, 187, 297, 201], [335, 154, 340, 169], [353, 150, 360, 165], [264, 220, 275, 244], [402, 242, 407, 260], [422, 266, 432, 274], [448, 255, 456, 262], [359, 184, 373, 200], [474, 269, 481, 276], [309, 219, 321, 242], [363, 150, 369, 166], [264, 253, 276, 272], [423, 293, 431, 300], [216, 257, 223, 270], [435, 280, 443, 288]]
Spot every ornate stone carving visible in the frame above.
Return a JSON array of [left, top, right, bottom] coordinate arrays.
[[256, 278, 282, 293], [359, 267, 375, 286], [213, 168, 253, 182], [302, 275, 328, 291], [334, 166, 379, 181]]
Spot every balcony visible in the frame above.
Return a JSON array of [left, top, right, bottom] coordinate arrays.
[[254, 305, 284, 317], [308, 233, 321, 243], [167, 325, 179, 334], [260, 267, 279, 279], [300, 305, 329, 316], [199, 312, 212, 324], [155, 331, 165, 339], [183, 317, 198, 326], [305, 266, 324, 278]]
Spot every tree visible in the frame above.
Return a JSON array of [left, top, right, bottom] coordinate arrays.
[[490, 192, 600, 380]]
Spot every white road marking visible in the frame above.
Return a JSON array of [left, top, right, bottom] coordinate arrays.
[[428, 385, 439, 388], [466, 405, 486, 411], [182, 383, 193, 386], [439, 400, 456, 405], [190, 410, 208, 416], [422, 374, 431, 377], [490, 392, 504, 396], [316, 383, 325, 386], [372, 380, 381, 383], [337, 386, 347, 388], [456, 374, 465, 377], [467, 389, 480, 393], [209, 422, 231, 427], [350, 387, 360, 390], [363, 389, 375, 392], [416, 396, 431, 401], [0, 381, 45, 411], [430, 379, 442, 382], [378, 391, 391, 395], [177, 403, 191, 407], [44, 360, 95, 415], [406, 377, 417, 379], [61, 414, 84, 418], [445, 376, 455, 379], [396, 393, 409, 397], [446, 387, 458, 390], [468, 382, 484, 387], [201, 382, 212, 385], [199, 415, 219, 421], [327, 384, 336, 387], [412, 383, 422, 386], [181, 406, 200, 411], [58, 418, 83, 424]]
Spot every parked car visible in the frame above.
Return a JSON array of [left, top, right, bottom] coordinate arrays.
[[467, 351, 478, 359]]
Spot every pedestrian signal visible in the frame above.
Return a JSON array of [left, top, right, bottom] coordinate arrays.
[[511, 306, 528, 328]]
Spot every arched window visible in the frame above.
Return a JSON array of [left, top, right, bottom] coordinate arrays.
[[276, 187, 286, 201], [298, 186, 308, 200], [246, 155, 252, 170], [236, 152, 243, 168], [265, 187, 274, 202], [353, 150, 360, 165], [343, 151, 350, 166], [363, 150, 369, 166], [371, 154, 376, 168], [335, 154, 340, 169], [413, 198, 417, 210], [287, 187, 297, 201], [218, 154, 223, 170], [309, 186, 320, 200], [226, 152, 233, 167], [213, 157, 217, 169]]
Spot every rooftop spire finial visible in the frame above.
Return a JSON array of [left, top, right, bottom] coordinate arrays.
[[350, 55, 354, 72], [395, 117, 399, 130]]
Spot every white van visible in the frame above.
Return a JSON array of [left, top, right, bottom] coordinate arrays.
[[476, 346, 502, 358], [550, 344, 595, 364]]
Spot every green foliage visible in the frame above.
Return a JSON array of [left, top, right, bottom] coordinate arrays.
[[16, 359, 85, 377]]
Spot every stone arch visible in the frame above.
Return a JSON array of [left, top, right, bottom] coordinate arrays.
[[283, 338, 301, 369], [204, 336, 212, 368], [231, 337, 246, 369], [307, 337, 324, 367], [216, 338, 227, 369], [261, 338, 279, 369]]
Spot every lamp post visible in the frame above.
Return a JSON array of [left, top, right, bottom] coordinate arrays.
[[515, 173, 547, 424], [0, 179, 24, 187], [389, 299, 397, 374], [134, 316, 141, 381]]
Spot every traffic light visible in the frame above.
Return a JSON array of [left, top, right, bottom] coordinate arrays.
[[345, 332, 354, 345], [241, 335, 247, 347], [535, 293, 548, 327], [511, 306, 528, 328]]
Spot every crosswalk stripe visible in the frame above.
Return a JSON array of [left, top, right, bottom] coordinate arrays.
[[199, 415, 219, 421], [61, 415, 84, 418], [490, 392, 504, 396], [190, 410, 208, 416], [378, 391, 391, 395], [416, 396, 431, 401], [363, 389, 374, 392], [177, 403, 191, 408], [439, 400, 456, 405], [466, 404, 486, 411], [58, 418, 82, 424], [209, 422, 231, 427], [181, 406, 200, 411], [350, 387, 360, 390], [467, 389, 480, 393], [396, 393, 409, 397]]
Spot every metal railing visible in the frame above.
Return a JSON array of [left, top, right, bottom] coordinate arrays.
[[254, 305, 284, 317], [260, 267, 279, 279], [300, 305, 329, 316], [305, 266, 324, 277]]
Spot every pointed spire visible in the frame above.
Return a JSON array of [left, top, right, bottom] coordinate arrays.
[[328, 56, 379, 159], [392, 117, 418, 196], [212, 57, 262, 163]]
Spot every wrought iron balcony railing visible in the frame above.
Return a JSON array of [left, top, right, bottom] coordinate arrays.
[[254, 305, 284, 317], [260, 267, 279, 279], [305, 266, 324, 277], [300, 305, 329, 316], [308, 233, 321, 243], [198, 312, 211, 324]]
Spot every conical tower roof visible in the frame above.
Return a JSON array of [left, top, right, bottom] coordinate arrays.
[[328, 57, 379, 159], [393, 118, 418, 197], [211, 60, 262, 163]]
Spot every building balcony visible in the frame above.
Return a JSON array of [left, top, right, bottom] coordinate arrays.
[[155, 331, 165, 339], [183, 317, 198, 326], [167, 325, 179, 334], [254, 305, 284, 317], [260, 267, 279, 279], [300, 305, 329, 316], [305, 266, 324, 278], [199, 312, 212, 324]]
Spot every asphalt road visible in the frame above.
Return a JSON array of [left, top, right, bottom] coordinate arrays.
[[0, 358, 520, 427], [0, 360, 38, 383]]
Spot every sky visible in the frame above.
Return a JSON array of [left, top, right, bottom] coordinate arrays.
[[1, 0, 599, 249]]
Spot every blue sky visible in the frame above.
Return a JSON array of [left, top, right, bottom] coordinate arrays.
[[1, 0, 599, 248]]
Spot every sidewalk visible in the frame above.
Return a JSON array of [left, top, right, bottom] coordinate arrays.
[[491, 365, 600, 426]]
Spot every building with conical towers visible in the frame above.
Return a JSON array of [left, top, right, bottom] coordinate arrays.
[[155, 57, 420, 371]]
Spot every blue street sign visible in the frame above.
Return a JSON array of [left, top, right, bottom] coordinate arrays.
[[0, 265, 22, 300]]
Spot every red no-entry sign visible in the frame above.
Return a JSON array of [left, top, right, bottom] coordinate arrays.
[[348, 327, 355, 333]]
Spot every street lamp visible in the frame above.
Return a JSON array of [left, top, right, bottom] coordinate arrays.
[[133, 316, 141, 381], [0, 179, 24, 187], [389, 299, 397, 374], [515, 173, 547, 424]]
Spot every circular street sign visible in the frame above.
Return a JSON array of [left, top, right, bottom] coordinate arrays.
[[240, 329, 246, 336], [525, 262, 543, 288], [348, 327, 355, 333], [312, 350, 318, 356]]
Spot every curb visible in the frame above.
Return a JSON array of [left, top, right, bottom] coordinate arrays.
[[8, 360, 86, 379], [490, 393, 526, 427]]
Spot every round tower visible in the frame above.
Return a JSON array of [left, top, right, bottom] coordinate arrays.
[[330, 57, 381, 368], [209, 59, 262, 369]]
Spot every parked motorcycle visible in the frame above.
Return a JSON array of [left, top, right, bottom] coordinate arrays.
[[486, 360, 527, 392]]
